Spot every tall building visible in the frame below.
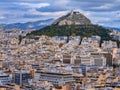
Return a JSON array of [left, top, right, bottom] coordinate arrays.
[[74, 55, 81, 64], [80, 57, 91, 65], [14, 71, 31, 85], [79, 64, 88, 76], [102, 53, 113, 66], [91, 54, 106, 66], [91, 52, 112, 66], [62, 54, 72, 64]]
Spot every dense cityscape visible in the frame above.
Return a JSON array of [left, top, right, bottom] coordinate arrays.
[[0, 24, 120, 90], [0, 0, 120, 90]]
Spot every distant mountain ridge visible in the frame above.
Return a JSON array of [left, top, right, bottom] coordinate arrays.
[[52, 11, 91, 26], [0, 18, 53, 30], [105, 27, 120, 31]]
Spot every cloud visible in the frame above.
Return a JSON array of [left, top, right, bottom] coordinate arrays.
[[0, 0, 119, 28], [0, 16, 6, 19], [91, 4, 114, 10], [27, 8, 68, 17], [18, 2, 50, 9]]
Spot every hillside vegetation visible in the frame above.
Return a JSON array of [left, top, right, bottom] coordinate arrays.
[[27, 25, 112, 41]]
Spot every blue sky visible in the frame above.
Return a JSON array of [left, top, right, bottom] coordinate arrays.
[[0, 0, 120, 28]]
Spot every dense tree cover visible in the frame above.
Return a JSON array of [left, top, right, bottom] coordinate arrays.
[[27, 25, 112, 41], [26, 25, 120, 47]]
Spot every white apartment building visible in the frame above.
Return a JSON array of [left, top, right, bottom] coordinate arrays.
[[0, 72, 11, 84], [35, 70, 75, 87], [80, 56, 91, 65], [91, 55, 106, 66]]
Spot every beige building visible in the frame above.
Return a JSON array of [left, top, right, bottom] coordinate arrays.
[[91, 55, 106, 66]]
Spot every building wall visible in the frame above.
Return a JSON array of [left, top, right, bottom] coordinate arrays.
[[14, 72, 31, 85], [63, 54, 71, 64], [35, 72, 75, 87], [91, 57, 106, 66]]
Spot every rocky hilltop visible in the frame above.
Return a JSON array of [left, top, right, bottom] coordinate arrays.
[[52, 11, 91, 25], [27, 11, 112, 42]]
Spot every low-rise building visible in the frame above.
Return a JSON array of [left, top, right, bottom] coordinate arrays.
[[0, 72, 11, 84], [35, 70, 75, 87]]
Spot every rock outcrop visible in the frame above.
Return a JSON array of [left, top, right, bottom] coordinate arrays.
[[52, 11, 91, 26]]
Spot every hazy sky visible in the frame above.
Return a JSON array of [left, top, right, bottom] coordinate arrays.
[[0, 0, 120, 28]]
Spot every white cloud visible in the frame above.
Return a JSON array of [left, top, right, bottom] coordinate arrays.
[[0, 16, 6, 19], [92, 4, 114, 10], [19, 2, 50, 9], [28, 8, 68, 18]]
